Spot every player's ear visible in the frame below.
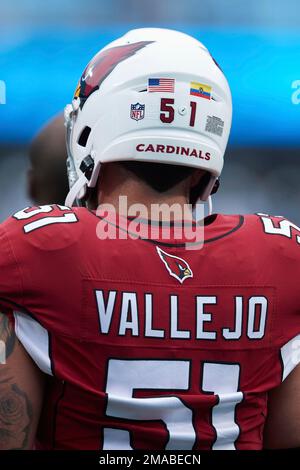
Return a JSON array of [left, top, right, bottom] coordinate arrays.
[[190, 169, 206, 188], [189, 170, 212, 206]]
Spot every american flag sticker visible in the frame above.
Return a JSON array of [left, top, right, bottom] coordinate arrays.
[[148, 78, 175, 93]]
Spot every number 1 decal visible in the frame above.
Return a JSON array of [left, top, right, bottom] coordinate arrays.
[[103, 359, 243, 450], [189, 101, 197, 127]]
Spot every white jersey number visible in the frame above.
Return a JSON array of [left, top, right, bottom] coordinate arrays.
[[13, 205, 77, 233], [258, 213, 300, 244], [103, 359, 243, 450]]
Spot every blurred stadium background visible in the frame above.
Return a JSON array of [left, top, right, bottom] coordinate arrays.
[[0, 0, 299, 221]]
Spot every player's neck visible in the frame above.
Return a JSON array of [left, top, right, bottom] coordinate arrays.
[[97, 165, 192, 219], [98, 183, 190, 212], [97, 169, 193, 221]]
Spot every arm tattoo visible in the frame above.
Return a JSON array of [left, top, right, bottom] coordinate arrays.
[[0, 314, 33, 449], [0, 313, 16, 360], [0, 379, 33, 449]]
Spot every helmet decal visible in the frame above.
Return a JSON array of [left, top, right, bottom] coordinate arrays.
[[156, 246, 193, 284], [75, 41, 153, 108]]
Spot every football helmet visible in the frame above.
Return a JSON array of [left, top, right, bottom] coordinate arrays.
[[65, 28, 232, 207]]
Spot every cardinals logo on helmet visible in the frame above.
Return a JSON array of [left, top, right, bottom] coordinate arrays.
[[74, 41, 153, 108], [156, 246, 193, 284]]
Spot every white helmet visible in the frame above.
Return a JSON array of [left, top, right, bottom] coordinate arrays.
[[65, 28, 232, 207]]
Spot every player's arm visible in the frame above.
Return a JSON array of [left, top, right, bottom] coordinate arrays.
[[264, 364, 300, 449], [0, 312, 44, 449]]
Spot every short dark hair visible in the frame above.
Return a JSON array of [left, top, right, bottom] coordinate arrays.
[[121, 161, 195, 192], [120, 161, 211, 205]]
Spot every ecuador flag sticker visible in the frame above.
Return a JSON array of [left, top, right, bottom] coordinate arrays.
[[190, 81, 212, 100]]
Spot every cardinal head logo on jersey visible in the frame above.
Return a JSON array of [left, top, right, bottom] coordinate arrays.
[[74, 41, 153, 108], [156, 246, 193, 284]]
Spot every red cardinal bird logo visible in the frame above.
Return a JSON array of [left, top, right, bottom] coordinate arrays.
[[74, 41, 153, 108], [156, 246, 193, 284]]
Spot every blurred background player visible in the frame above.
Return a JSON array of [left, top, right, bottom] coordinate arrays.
[[28, 114, 68, 205]]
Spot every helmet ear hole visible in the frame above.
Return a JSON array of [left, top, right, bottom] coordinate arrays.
[[211, 178, 220, 195], [78, 126, 91, 147]]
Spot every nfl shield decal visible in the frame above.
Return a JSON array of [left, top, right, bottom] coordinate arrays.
[[130, 103, 145, 121]]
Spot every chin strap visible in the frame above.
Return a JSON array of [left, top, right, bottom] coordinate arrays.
[[65, 155, 96, 207], [65, 174, 88, 207], [208, 195, 213, 215], [192, 196, 213, 221]]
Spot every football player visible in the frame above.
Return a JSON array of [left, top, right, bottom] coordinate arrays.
[[28, 114, 69, 205], [0, 28, 300, 450]]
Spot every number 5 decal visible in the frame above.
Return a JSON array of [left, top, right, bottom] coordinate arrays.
[[160, 98, 175, 123], [104, 359, 243, 450]]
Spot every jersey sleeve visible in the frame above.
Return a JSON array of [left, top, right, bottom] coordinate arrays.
[[0, 223, 23, 311], [0, 205, 82, 319], [251, 213, 300, 382], [0, 205, 84, 375]]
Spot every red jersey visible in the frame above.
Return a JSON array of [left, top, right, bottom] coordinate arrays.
[[0, 204, 300, 450]]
